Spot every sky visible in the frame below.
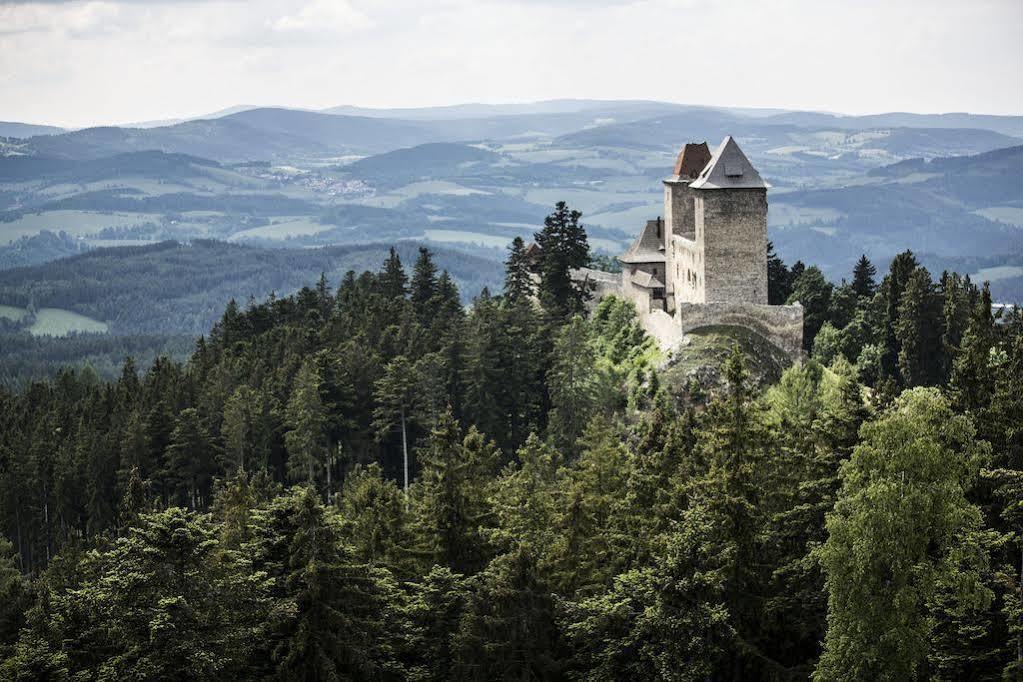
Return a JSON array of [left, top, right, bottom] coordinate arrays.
[[1, 0, 1022, 129]]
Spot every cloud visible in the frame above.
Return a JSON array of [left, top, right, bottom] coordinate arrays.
[[269, 0, 372, 36]]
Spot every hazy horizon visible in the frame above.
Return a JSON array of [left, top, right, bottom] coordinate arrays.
[[2, 0, 1022, 129]]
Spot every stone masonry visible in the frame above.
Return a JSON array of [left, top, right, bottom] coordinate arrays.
[[611, 136, 803, 358]]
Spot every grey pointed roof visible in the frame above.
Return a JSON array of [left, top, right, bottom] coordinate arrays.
[[689, 136, 769, 190], [618, 218, 666, 265]]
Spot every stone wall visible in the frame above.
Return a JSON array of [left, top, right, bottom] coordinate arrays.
[[674, 301, 804, 359], [669, 234, 704, 306], [696, 188, 768, 305]]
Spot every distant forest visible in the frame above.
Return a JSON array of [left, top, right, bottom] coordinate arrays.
[[0, 205, 1022, 679]]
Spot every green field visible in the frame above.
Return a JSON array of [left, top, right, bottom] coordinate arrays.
[[230, 216, 334, 241], [0, 304, 108, 336], [0, 210, 161, 244], [28, 308, 108, 337], [0, 304, 27, 322], [424, 229, 512, 248]]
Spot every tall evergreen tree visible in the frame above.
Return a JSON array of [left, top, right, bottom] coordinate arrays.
[[767, 241, 792, 305], [284, 360, 329, 487], [534, 202, 590, 317], [410, 246, 439, 317], [504, 236, 535, 304], [378, 247, 408, 300], [850, 254, 877, 298], [372, 355, 423, 494]]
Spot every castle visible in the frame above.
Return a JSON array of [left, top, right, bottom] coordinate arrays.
[[601, 136, 804, 358]]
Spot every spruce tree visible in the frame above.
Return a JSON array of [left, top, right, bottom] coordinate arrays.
[[850, 254, 877, 298], [410, 246, 439, 318], [504, 236, 534, 304], [767, 241, 792, 305], [534, 202, 590, 317], [378, 247, 408, 300], [284, 360, 329, 487]]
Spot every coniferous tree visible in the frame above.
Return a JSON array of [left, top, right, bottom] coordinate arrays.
[[379, 247, 408, 301], [454, 547, 559, 680], [285, 360, 329, 487], [410, 246, 439, 320], [414, 411, 496, 574], [788, 266, 833, 350], [850, 254, 877, 298], [895, 266, 938, 387], [879, 250, 920, 380], [0, 538, 27, 650], [547, 315, 601, 454], [767, 241, 792, 305], [950, 282, 996, 414], [504, 236, 535, 304], [249, 487, 399, 681], [165, 407, 217, 509], [534, 202, 590, 317], [373, 355, 423, 493]]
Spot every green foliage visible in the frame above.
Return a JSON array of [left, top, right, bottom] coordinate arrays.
[[815, 388, 992, 681], [534, 201, 590, 317], [1, 243, 1020, 679]]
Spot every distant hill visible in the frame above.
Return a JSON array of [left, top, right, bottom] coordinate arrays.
[[0, 240, 502, 336], [0, 121, 65, 139], [763, 111, 1023, 139], [769, 143, 1023, 300], [23, 117, 330, 162], [0, 150, 221, 183], [556, 112, 1021, 161], [342, 143, 504, 189]]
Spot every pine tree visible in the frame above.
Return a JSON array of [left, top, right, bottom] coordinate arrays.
[[504, 236, 534, 304], [0, 538, 28, 650], [378, 247, 408, 300], [851, 254, 877, 298], [406, 565, 470, 679], [534, 202, 590, 317], [248, 488, 398, 680], [547, 315, 601, 454], [787, 265, 833, 350], [285, 360, 329, 487], [414, 411, 496, 574], [879, 250, 920, 380], [767, 241, 792, 305], [895, 266, 938, 387], [165, 407, 217, 509], [454, 547, 559, 680], [372, 355, 423, 494], [410, 246, 439, 319], [950, 282, 996, 414]]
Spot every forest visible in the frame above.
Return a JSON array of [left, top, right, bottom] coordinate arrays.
[[0, 202, 1022, 680]]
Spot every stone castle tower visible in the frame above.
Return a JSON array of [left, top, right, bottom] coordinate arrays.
[[664, 136, 768, 309], [616, 136, 802, 357]]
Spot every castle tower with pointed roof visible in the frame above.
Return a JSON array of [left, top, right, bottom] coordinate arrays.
[[616, 136, 802, 358], [667, 135, 769, 306]]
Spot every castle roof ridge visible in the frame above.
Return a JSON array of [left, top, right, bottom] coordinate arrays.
[[689, 135, 770, 190]]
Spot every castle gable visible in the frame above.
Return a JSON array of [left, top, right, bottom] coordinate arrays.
[[689, 136, 769, 190], [618, 218, 666, 265], [672, 142, 713, 179]]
